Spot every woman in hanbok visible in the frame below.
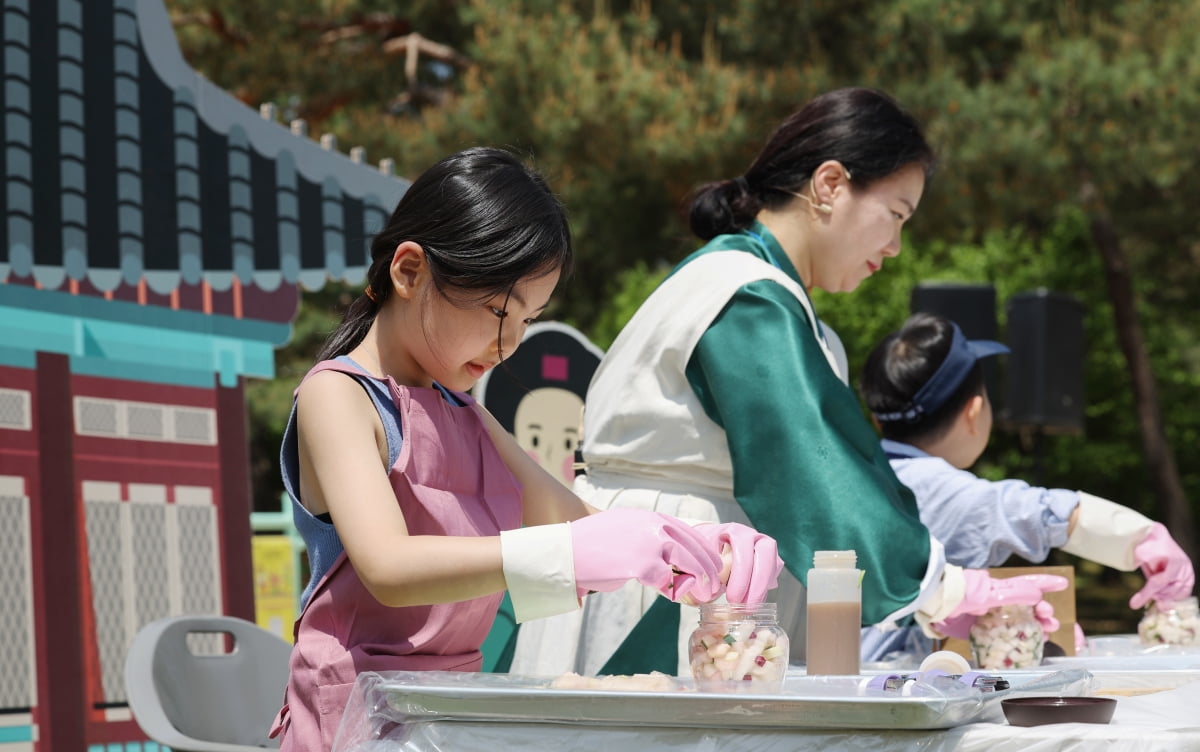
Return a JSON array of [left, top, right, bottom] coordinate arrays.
[[511, 88, 1067, 677]]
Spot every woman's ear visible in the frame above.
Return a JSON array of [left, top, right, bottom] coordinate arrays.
[[389, 241, 427, 299], [812, 159, 852, 208]]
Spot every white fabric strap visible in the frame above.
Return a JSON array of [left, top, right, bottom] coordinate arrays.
[[1060, 491, 1154, 571], [819, 322, 850, 385], [913, 563, 967, 638], [583, 251, 843, 493], [500, 524, 580, 623], [867, 534, 950, 635]]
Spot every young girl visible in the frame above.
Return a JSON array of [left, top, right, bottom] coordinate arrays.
[[268, 147, 783, 750], [511, 88, 1068, 678], [859, 312, 1194, 662]]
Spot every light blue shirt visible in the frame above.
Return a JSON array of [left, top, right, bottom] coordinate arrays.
[[861, 439, 1080, 663]]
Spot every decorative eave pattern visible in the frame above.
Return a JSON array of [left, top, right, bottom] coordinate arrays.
[[1, 0, 407, 319]]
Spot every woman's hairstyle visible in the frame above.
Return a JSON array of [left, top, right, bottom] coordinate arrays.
[[689, 87, 938, 240], [859, 312, 985, 444], [318, 147, 573, 361]]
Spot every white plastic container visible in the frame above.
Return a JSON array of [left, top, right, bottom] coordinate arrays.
[[805, 550, 862, 675]]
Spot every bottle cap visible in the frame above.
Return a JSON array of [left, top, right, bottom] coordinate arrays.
[[813, 550, 857, 569]]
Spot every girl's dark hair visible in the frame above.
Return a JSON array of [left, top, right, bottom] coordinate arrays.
[[859, 313, 985, 444], [318, 147, 573, 361], [689, 87, 938, 240]]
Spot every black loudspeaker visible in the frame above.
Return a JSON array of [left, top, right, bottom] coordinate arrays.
[[910, 283, 1001, 409], [910, 283, 998, 341], [1003, 290, 1085, 434]]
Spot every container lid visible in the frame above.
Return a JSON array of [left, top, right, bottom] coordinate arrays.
[[813, 550, 857, 569]]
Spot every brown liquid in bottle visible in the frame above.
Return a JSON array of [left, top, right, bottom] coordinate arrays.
[[805, 600, 862, 675]]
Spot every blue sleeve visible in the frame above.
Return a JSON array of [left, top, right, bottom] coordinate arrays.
[[891, 456, 1080, 568]]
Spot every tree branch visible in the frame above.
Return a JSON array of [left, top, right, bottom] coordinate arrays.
[[1081, 175, 1197, 571]]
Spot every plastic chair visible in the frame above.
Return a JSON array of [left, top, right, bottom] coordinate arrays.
[[124, 614, 293, 751]]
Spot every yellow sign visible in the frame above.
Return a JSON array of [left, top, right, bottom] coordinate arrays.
[[252, 535, 298, 643]]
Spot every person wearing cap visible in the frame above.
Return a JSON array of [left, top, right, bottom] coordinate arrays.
[[858, 312, 1195, 662]]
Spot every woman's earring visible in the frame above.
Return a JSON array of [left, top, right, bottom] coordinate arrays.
[[810, 174, 832, 214]]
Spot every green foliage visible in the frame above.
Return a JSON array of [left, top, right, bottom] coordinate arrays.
[[365, 0, 833, 327], [820, 210, 1153, 504], [167, 1, 1200, 624], [244, 283, 355, 510], [582, 260, 670, 351]]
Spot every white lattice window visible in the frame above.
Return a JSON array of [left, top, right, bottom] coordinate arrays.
[[74, 397, 217, 445], [83, 482, 222, 705], [0, 389, 32, 431], [0, 476, 35, 713]]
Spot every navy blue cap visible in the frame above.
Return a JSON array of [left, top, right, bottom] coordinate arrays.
[[873, 322, 1010, 423]]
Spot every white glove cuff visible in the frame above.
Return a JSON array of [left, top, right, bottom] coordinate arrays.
[[1060, 492, 1154, 571], [914, 563, 966, 638], [500, 524, 580, 623]]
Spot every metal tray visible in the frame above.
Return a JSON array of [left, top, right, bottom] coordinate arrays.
[[369, 670, 1091, 731]]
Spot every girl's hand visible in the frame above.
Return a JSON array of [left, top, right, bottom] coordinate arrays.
[[570, 509, 724, 604], [689, 523, 784, 604]]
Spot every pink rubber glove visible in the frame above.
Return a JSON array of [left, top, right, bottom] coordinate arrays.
[[1129, 522, 1196, 610], [692, 523, 784, 604], [933, 570, 1069, 640], [570, 509, 724, 604]]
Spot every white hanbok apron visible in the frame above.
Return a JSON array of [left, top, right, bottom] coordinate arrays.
[[510, 251, 846, 676]]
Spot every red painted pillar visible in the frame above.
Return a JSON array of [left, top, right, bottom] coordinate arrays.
[[32, 352, 86, 752], [216, 375, 256, 621]]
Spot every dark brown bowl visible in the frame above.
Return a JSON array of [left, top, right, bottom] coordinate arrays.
[[1001, 696, 1117, 727]]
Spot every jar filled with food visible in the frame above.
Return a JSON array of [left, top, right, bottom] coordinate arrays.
[[688, 602, 788, 692], [1138, 596, 1200, 646], [969, 603, 1044, 670]]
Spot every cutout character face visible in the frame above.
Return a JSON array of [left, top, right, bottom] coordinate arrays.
[[513, 387, 584, 485], [474, 322, 603, 488]]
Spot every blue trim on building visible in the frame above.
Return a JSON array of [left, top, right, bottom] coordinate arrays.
[[0, 291, 280, 387], [0, 725, 33, 743], [0, 285, 290, 343], [83, 740, 166, 752]]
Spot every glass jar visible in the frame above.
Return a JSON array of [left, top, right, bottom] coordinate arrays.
[[1138, 597, 1200, 646], [969, 603, 1044, 670], [688, 602, 789, 693]]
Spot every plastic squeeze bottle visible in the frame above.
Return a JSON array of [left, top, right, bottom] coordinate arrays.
[[805, 550, 862, 675]]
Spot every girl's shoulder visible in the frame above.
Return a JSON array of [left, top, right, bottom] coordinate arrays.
[[301, 355, 374, 383], [294, 356, 384, 397], [292, 359, 388, 426]]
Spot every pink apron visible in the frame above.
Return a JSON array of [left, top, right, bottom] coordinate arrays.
[[270, 361, 523, 751]]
